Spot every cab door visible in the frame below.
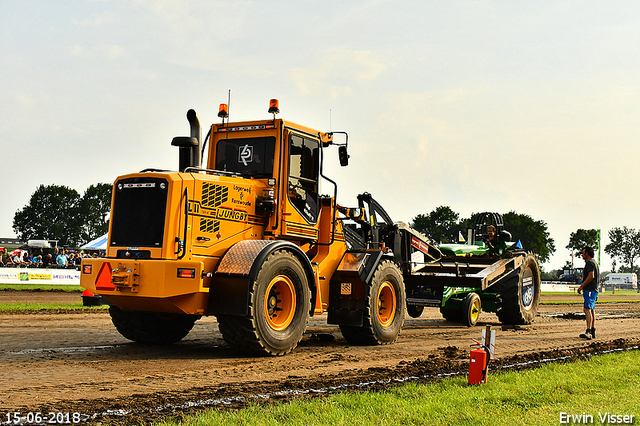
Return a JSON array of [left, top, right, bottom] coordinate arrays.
[[281, 131, 321, 241]]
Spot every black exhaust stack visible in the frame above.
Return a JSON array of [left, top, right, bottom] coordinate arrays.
[[171, 109, 202, 172]]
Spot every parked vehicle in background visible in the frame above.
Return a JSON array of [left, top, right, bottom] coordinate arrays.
[[558, 267, 583, 284], [604, 273, 637, 290]]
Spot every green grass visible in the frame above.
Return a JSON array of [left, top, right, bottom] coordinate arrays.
[[540, 291, 575, 296], [596, 289, 640, 296], [540, 289, 640, 305], [0, 284, 82, 292], [156, 350, 640, 426], [0, 284, 96, 311], [540, 299, 640, 305], [542, 290, 639, 296], [0, 302, 107, 311]]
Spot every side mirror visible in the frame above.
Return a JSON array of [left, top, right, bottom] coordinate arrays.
[[338, 146, 349, 167]]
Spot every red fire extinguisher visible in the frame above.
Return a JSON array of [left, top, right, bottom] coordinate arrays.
[[468, 339, 491, 385]]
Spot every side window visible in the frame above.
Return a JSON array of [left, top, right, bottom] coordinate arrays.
[[288, 134, 320, 223]]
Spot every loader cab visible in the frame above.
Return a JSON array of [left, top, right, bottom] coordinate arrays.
[[207, 118, 325, 240]]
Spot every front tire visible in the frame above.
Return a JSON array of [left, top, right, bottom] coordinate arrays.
[[109, 306, 198, 344], [462, 292, 481, 327], [217, 250, 311, 356], [340, 260, 405, 345]]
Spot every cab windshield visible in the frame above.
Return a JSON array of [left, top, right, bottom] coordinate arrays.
[[215, 137, 276, 178]]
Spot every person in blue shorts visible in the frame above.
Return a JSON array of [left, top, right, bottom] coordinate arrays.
[[577, 246, 599, 339]]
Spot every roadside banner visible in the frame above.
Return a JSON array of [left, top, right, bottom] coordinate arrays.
[[541, 282, 571, 292], [0, 268, 81, 285]]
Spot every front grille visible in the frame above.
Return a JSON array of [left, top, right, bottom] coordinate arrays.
[[110, 177, 169, 248]]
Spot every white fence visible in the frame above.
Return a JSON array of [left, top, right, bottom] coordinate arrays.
[[541, 281, 572, 292], [0, 268, 81, 285]]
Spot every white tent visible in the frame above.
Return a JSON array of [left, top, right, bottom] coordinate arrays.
[[81, 234, 108, 250]]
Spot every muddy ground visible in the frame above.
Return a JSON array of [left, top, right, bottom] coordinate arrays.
[[1, 291, 639, 424]]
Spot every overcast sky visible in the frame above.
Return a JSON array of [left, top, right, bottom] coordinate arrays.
[[2, 1, 640, 271]]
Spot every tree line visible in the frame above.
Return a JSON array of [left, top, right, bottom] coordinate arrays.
[[13, 183, 112, 247], [11, 185, 640, 274], [564, 227, 640, 274]]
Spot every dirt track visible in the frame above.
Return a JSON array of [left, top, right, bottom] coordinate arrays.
[[1, 291, 639, 424]]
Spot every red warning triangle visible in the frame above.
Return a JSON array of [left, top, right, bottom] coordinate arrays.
[[95, 262, 115, 291]]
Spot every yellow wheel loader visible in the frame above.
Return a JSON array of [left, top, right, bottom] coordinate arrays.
[[81, 100, 540, 355]]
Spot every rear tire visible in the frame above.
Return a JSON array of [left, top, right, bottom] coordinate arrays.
[[109, 306, 198, 344], [340, 260, 405, 345], [462, 292, 481, 327], [440, 310, 461, 322], [497, 253, 541, 325], [217, 250, 311, 356], [440, 301, 462, 322], [406, 304, 424, 318]]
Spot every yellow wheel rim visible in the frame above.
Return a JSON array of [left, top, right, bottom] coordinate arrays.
[[376, 281, 397, 327], [470, 298, 481, 323], [264, 275, 296, 331]]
